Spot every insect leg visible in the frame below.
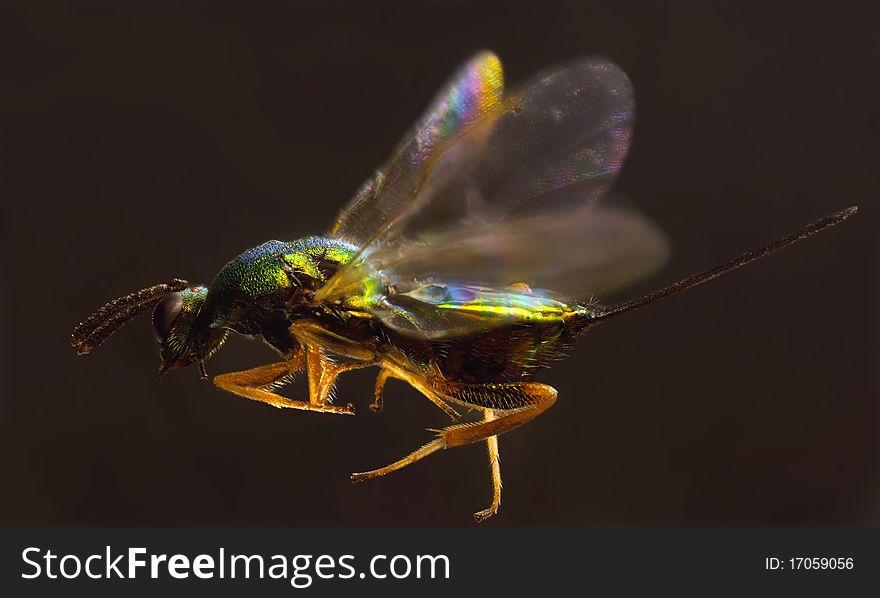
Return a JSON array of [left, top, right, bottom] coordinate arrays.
[[433, 382, 557, 447], [370, 369, 390, 412], [213, 347, 354, 415], [351, 381, 556, 490], [289, 320, 377, 361], [473, 411, 503, 523], [289, 321, 459, 418], [375, 361, 461, 420], [304, 346, 376, 406], [288, 321, 380, 407]]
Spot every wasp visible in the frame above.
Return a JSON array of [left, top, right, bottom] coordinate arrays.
[[71, 52, 855, 521]]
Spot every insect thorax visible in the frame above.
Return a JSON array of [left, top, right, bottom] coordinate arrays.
[[201, 236, 361, 333]]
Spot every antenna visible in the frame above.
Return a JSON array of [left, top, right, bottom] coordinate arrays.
[[593, 206, 857, 323], [71, 278, 189, 355]]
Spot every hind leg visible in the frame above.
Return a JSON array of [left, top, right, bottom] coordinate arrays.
[[351, 380, 557, 519], [473, 411, 503, 523]]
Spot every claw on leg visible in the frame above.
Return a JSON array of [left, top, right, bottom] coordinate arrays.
[[370, 369, 390, 412], [351, 382, 556, 522], [473, 411, 502, 523]]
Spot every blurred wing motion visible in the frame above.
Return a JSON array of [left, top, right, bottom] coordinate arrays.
[[320, 52, 666, 337], [361, 204, 668, 337]]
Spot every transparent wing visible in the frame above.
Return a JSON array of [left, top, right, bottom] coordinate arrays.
[[365, 203, 667, 298], [320, 54, 653, 337], [400, 57, 635, 237], [329, 51, 505, 247], [348, 204, 668, 337], [329, 54, 632, 247], [369, 283, 579, 339]]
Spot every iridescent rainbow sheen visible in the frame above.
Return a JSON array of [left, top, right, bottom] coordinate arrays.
[[399, 282, 584, 323], [524, 62, 634, 198], [327, 52, 505, 247], [412, 52, 503, 167]]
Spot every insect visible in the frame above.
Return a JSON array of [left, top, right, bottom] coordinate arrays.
[[71, 52, 855, 522]]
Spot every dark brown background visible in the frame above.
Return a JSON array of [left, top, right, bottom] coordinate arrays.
[[1, 0, 877, 526]]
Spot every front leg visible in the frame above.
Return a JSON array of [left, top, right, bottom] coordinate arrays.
[[213, 347, 354, 415], [304, 345, 376, 407]]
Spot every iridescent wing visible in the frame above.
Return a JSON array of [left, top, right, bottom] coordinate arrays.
[[320, 53, 662, 337], [329, 51, 505, 248], [368, 282, 579, 339], [339, 204, 667, 337], [358, 203, 666, 298]]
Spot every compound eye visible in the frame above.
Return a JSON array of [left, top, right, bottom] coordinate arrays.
[[152, 292, 184, 341]]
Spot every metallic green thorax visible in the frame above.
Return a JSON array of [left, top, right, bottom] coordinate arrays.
[[198, 236, 364, 331]]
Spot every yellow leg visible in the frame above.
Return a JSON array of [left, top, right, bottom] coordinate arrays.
[[288, 320, 380, 408], [473, 412, 502, 523], [304, 346, 374, 407], [213, 348, 354, 415], [289, 320, 377, 362], [374, 362, 461, 420], [290, 319, 459, 419], [351, 381, 556, 483], [370, 369, 390, 412]]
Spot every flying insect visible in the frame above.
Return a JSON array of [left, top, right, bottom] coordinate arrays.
[[71, 52, 855, 521]]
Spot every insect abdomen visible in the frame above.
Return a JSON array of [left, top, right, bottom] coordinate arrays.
[[389, 308, 593, 386]]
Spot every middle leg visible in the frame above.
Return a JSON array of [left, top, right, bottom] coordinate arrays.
[[371, 362, 460, 420]]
